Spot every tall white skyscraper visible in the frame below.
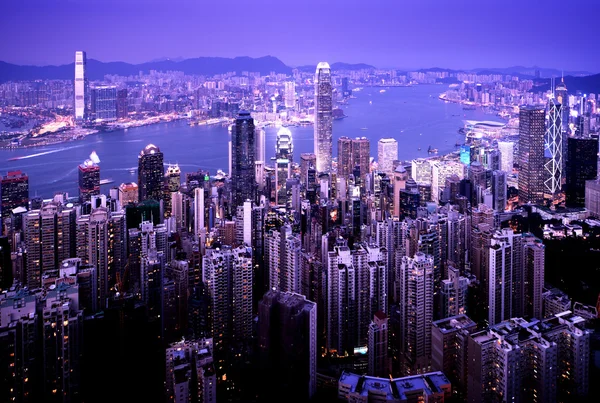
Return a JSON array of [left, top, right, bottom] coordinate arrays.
[[194, 187, 205, 240], [497, 141, 514, 173], [74, 51, 88, 122], [314, 62, 333, 173], [377, 138, 398, 174], [255, 127, 266, 190], [284, 81, 296, 108], [544, 98, 563, 195]]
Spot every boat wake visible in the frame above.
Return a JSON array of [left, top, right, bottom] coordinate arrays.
[[8, 144, 85, 161]]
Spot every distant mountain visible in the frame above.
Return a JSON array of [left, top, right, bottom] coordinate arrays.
[[0, 56, 291, 82], [295, 62, 376, 73], [533, 73, 600, 95], [330, 62, 375, 71]]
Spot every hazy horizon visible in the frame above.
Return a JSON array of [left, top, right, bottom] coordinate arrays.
[[2, 0, 600, 71]]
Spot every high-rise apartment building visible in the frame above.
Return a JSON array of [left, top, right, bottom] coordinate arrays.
[[74, 51, 89, 122], [76, 208, 126, 310], [231, 111, 257, 209], [78, 159, 100, 202], [1, 170, 29, 219], [377, 138, 398, 174], [467, 313, 591, 403], [517, 106, 545, 204], [314, 62, 333, 172], [258, 291, 317, 401], [431, 314, 476, 395], [266, 225, 302, 294], [327, 243, 387, 355], [202, 246, 253, 356], [138, 144, 164, 202], [23, 203, 76, 288], [440, 266, 470, 318], [397, 253, 434, 375]]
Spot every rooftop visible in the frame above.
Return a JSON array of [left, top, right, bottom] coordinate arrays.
[[433, 314, 477, 334], [339, 371, 450, 400]]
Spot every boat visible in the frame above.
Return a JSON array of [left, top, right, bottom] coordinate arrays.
[[418, 147, 421, 151], [427, 146, 438, 154], [380, 89, 386, 93], [360, 127, 368, 130], [369, 100, 372, 105], [129, 168, 136, 174], [99, 178, 114, 185]]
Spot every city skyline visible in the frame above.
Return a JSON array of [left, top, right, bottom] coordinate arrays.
[[1, 2, 600, 402], [1, 0, 600, 71]]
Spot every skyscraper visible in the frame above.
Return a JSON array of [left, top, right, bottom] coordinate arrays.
[[1, 170, 29, 219], [368, 311, 389, 377], [275, 127, 293, 205], [497, 141, 514, 173], [377, 138, 398, 174], [74, 51, 89, 122], [338, 137, 371, 180], [194, 187, 205, 240], [138, 144, 164, 202], [314, 62, 333, 172], [78, 159, 100, 202], [300, 153, 316, 187], [258, 291, 317, 401], [284, 81, 295, 108], [544, 98, 563, 195], [91, 85, 117, 122], [517, 106, 546, 205], [231, 111, 257, 209], [566, 136, 598, 207]]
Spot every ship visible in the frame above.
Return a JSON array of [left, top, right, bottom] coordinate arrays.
[[427, 146, 438, 154], [99, 178, 114, 185], [380, 89, 386, 93]]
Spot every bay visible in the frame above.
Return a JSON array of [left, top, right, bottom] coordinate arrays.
[[0, 85, 497, 197]]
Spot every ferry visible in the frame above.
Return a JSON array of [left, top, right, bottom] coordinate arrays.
[[99, 178, 114, 185]]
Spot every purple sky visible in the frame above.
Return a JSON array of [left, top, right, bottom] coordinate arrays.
[[1, 0, 599, 71]]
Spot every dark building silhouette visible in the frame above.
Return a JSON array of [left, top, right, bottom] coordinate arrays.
[[258, 291, 317, 401], [116, 88, 128, 119], [138, 144, 164, 202], [1, 170, 29, 219], [517, 106, 545, 205], [566, 136, 598, 207], [231, 111, 256, 209]]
